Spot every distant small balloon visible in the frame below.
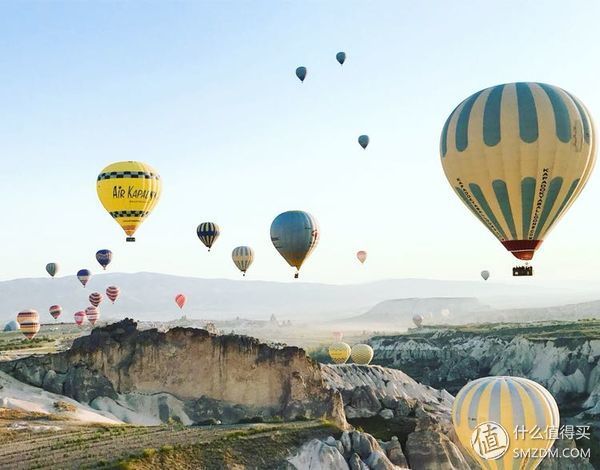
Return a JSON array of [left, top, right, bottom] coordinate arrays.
[[74, 310, 86, 326], [358, 135, 369, 149], [356, 251, 367, 264], [106, 286, 120, 304], [49, 305, 62, 320], [197, 222, 220, 251], [175, 294, 186, 310], [77, 269, 91, 288], [332, 331, 343, 342], [441, 308, 450, 318], [481, 270, 490, 281], [336, 51, 346, 65], [96, 249, 113, 270], [296, 66, 307, 82], [16, 310, 40, 340], [413, 314, 424, 328], [85, 306, 100, 325], [46, 263, 59, 278], [232, 246, 254, 276], [89, 292, 103, 307]]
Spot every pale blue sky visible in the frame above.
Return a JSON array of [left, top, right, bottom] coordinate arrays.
[[2, 1, 600, 284]]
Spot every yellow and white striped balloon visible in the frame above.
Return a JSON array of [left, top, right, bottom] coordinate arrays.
[[351, 344, 374, 365], [441, 83, 596, 261], [232, 246, 254, 276], [328, 342, 351, 364], [452, 376, 559, 470]]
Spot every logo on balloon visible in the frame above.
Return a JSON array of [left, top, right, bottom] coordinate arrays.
[[470, 421, 509, 460]]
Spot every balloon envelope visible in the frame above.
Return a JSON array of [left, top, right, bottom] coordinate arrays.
[[440, 82, 596, 261], [175, 294, 186, 309], [96, 249, 113, 270], [232, 246, 254, 276], [329, 342, 351, 364], [295, 66, 307, 82], [358, 135, 369, 149], [85, 306, 100, 325], [46, 263, 58, 278], [16, 310, 40, 340], [89, 292, 103, 307], [336, 51, 346, 65], [481, 270, 490, 281], [74, 311, 86, 326], [356, 251, 367, 264], [49, 305, 62, 320], [351, 344, 374, 365], [197, 222, 220, 251], [413, 315, 424, 327], [77, 269, 91, 287], [106, 286, 120, 303], [452, 376, 559, 469], [270, 211, 319, 276], [96, 161, 162, 242]]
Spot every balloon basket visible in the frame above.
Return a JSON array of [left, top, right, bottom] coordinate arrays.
[[126, 237, 135, 242], [294, 273, 299, 279], [512, 266, 533, 277]]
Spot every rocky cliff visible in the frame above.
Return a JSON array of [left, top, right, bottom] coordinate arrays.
[[0, 319, 345, 426]]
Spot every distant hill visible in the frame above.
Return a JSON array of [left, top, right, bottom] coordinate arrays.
[[0, 272, 595, 325]]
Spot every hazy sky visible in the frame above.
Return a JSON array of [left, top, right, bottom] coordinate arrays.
[[1, 1, 600, 284]]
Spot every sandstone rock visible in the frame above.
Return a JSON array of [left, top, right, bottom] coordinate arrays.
[[365, 449, 398, 470], [349, 386, 382, 417], [405, 430, 470, 470], [348, 453, 368, 470], [340, 431, 352, 456], [379, 408, 394, 420], [287, 439, 349, 470], [385, 436, 408, 467]]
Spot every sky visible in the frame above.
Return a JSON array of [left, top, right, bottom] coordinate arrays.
[[1, 1, 600, 284]]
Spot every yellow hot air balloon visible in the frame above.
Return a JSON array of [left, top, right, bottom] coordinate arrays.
[[328, 342, 351, 364], [351, 344, 373, 365], [96, 161, 162, 242], [441, 83, 595, 270], [452, 376, 559, 470]]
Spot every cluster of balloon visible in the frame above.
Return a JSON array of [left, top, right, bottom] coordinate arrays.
[[49, 305, 62, 320], [46, 262, 59, 278], [16, 310, 40, 340], [74, 310, 86, 326], [77, 269, 91, 288], [96, 161, 162, 242], [89, 292, 103, 307], [270, 210, 319, 279], [441, 82, 596, 275], [351, 344, 374, 365], [197, 222, 220, 251], [452, 376, 559, 469], [413, 314, 424, 328], [481, 270, 490, 281], [175, 294, 186, 310], [329, 341, 352, 364], [106, 286, 120, 303], [356, 251, 367, 264], [96, 249, 113, 270], [232, 246, 254, 276], [85, 306, 100, 325]]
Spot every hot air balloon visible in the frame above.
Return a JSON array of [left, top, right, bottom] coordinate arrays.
[[452, 376, 559, 469], [96, 161, 162, 242], [196, 222, 220, 251], [329, 342, 351, 364], [295, 66, 307, 82], [358, 135, 369, 149], [351, 344, 373, 365], [336, 51, 346, 65], [356, 251, 367, 264], [49, 305, 62, 320], [77, 269, 91, 287], [332, 331, 343, 342], [74, 310, 86, 326], [441, 308, 450, 318], [413, 314, 424, 328], [46, 263, 58, 278], [85, 306, 100, 325], [481, 270, 490, 281], [16, 310, 40, 340], [106, 286, 120, 304], [232, 246, 254, 276], [96, 249, 113, 270], [3, 320, 19, 332], [270, 211, 319, 279], [175, 294, 186, 310], [441, 83, 596, 275], [89, 292, 103, 307]]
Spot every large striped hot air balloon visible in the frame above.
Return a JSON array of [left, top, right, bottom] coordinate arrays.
[[74, 310, 86, 326], [452, 376, 559, 469], [77, 269, 91, 287], [175, 294, 186, 310], [351, 344, 373, 365], [16, 310, 40, 340], [46, 262, 59, 278], [85, 306, 100, 325], [232, 246, 254, 276], [96, 249, 113, 270], [329, 342, 351, 364], [96, 161, 162, 242], [270, 211, 319, 278], [441, 83, 596, 266], [196, 222, 220, 251], [89, 292, 103, 307], [106, 286, 120, 303], [49, 305, 62, 320]]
